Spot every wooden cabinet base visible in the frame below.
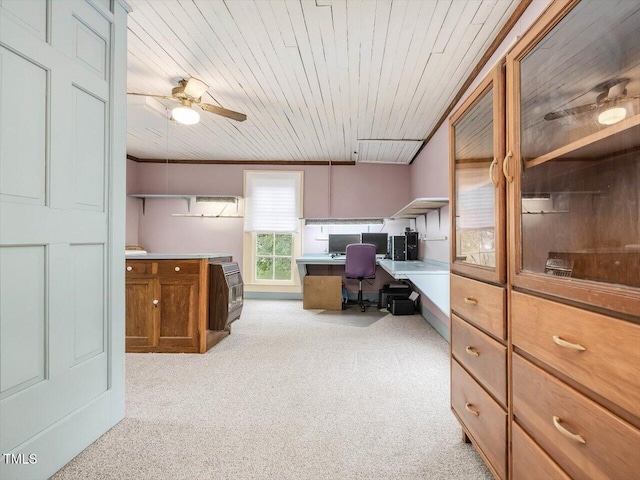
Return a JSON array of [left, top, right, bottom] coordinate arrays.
[[126, 330, 230, 353], [206, 329, 230, 351]]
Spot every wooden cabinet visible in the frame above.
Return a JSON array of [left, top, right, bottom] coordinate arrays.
[[506, 0, 640, 478], [449, 61, 509, 479], [125, 257, 232, 353], [450, 62, 506, 284], [450, 2, 640, 478], [505, 0, 640, 317]]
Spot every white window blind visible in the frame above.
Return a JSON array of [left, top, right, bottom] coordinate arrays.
[[244, 171, 302, 232], [456, 168, 495, 229]]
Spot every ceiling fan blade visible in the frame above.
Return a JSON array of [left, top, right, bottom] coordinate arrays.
[[200, 103, 247, 122], [544, 102, 598, 121], [127, 92, 174, 100], [183, 78, 209, 99]]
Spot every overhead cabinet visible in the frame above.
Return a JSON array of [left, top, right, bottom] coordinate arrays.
[[450, 0, 640, 478]]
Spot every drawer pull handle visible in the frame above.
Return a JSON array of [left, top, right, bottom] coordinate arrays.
[[126, 266, 132, 271], [553, 416, 586, 444], [153, 299, 159, 307], [175, 266, 181, 272], [464, 297, 478, 305], [465, 403, 480, 416], [465, 346, 480, 356], [553, 335, 586, 352]]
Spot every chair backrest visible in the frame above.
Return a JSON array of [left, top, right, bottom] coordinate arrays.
[[345, 243, 377, 279]]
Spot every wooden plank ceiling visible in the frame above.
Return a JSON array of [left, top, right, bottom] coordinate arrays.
[[126, 0, 520, 164]]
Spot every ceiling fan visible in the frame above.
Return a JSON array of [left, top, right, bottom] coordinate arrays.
[[543, 78, 639, 124], [128, 77, 247, 125]]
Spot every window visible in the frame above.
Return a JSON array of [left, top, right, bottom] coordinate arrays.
[[243, 171, 303, 291], [256, 233, 293, 281]]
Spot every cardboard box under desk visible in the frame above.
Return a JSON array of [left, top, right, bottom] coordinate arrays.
[[303, 275, 342, 310]]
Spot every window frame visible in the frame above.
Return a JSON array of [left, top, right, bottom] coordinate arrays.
[[242, 170, 304, 293]]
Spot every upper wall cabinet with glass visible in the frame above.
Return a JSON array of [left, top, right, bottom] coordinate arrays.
[[450, 64, 506, 284], [506, 0, 640, 315]]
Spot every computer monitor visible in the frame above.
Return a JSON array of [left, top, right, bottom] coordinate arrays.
[[361, 232, 389, 255], [328, 234, 361, 255]]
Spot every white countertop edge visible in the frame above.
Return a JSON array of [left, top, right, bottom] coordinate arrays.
[[125, 253, 234, 259]]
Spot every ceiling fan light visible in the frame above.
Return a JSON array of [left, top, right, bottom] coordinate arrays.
[[598, 107, 626, 125], [172, 106, 200, 125]]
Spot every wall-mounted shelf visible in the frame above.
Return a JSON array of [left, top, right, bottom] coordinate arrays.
[[128, 194, 241, 215], [303, 217, 384, 226], [391, 197, 449, 229], [390, 197, 449, 219]]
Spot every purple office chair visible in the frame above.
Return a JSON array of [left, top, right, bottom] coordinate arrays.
[[345, 243, 377, 312]]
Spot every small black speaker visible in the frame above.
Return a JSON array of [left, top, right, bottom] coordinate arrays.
[[405, 231, 419, 260], [389, 236, 406, 261]]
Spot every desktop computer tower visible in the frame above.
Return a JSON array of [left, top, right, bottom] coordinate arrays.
[[405, 231, 419, 260], [389, 236, 406, 261]]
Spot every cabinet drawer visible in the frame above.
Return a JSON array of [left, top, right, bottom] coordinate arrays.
[[157, 260, 201, 275], [126, 261, 151, 275], [451, 314, 506, 405], [513, 354, 640, 480], [512, 291, 640, 420], [451, 359, 507, 480], [512, 422, 570, 480], [451, 274, 505, 340]]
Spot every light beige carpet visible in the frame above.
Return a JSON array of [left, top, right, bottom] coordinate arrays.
[[53, 300, 492, 480]]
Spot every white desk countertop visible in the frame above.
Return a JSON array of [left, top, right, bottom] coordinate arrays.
[[296, 255, 450, 315]]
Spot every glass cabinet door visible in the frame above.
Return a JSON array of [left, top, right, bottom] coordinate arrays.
[[450, 65, 506, 284], [507, 0, 640, 316]]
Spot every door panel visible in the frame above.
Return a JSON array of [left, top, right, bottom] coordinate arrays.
[[0, 246, 46, 399], [450, 65, 506, 284], [0, 45, 47, 205], [158, 279, 199, 348], [72, 86, 106, 211], [125, 279, 156, 348], [0, 0, 48, 40], [71, 244, 105, 363]]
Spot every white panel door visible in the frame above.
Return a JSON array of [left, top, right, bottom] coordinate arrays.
[[0, 1, 128, 478]]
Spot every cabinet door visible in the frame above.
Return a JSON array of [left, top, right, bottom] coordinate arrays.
[[506, 0, 640, 316], [157, 277, 199, 350], [125, 279, 156, 348], [450, 64, 506, 284]]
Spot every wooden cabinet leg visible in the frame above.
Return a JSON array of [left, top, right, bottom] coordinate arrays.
[[462, 429, 471, 444]]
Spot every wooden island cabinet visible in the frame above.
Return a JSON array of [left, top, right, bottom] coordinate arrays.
[[125, 255, 233, 353]]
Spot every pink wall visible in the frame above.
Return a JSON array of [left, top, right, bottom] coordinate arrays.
[[126, 159, 140, 246], [127, 162, 411, 269], [328, 164, 411, 218]]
